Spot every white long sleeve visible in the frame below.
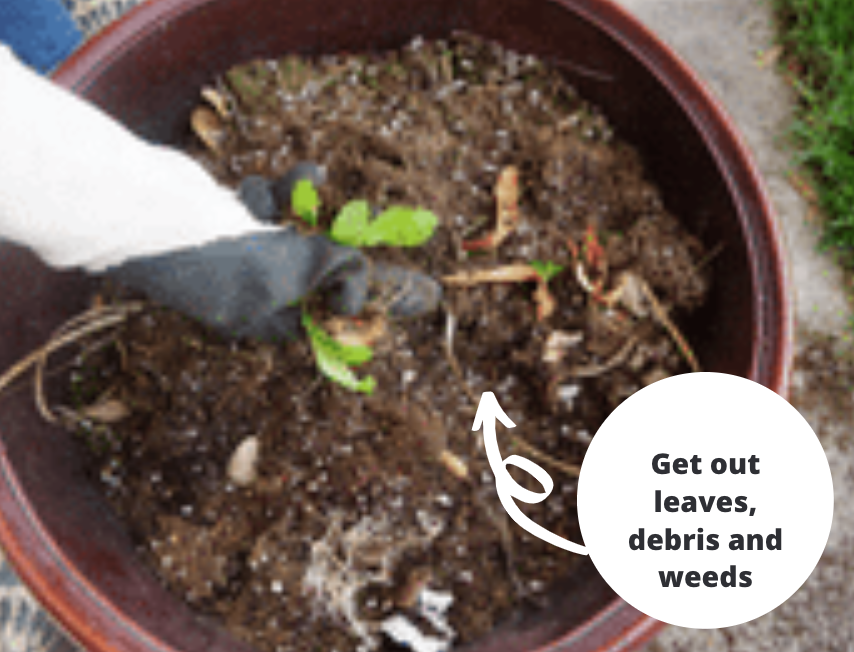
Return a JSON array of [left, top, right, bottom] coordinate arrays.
[[0, 45, 276, 272]]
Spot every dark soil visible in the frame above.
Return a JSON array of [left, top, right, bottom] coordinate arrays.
[[66, 32, 710, 652]]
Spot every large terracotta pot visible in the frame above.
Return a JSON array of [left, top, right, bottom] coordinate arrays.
[[0, 0, 790, 651]]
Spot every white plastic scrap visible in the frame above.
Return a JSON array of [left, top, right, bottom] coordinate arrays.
[[303, 513, 435, 650], [381, 616, 448, 652], [302, 513, 378, 647], [418, 588, 455, 638], [381, 587, 455, 652]]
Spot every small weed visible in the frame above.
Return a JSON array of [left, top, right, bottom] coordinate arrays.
[[291, 182, 438, 394], [291, 180, 438, 247], [530, 260, 564, 282], [331, 202, 438, 248]]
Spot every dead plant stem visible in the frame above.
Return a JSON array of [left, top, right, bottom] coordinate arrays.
[[637, 281, 701, 372]]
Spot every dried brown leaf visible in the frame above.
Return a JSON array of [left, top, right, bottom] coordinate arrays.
[[608, 271, 648, 317], [461, 166, 519, 251], [81, 398, 130, 424], [201, 86, 232, 119], [533, 280, 556, 321], [191, 106, 227, 154]]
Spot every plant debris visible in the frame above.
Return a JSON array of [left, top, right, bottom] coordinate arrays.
[[461, 166, 519, 251], [79, 397, 131, 424], [442, 263, 558, 321], [191, 106, 228, 154]]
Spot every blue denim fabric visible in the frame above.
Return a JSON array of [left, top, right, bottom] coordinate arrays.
[[0, 0, 80, 73]]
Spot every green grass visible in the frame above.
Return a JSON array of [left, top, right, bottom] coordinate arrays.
[[774, 0, 854, 256]]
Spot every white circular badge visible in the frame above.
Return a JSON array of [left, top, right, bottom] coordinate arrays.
[[576, 372, 833, 629]]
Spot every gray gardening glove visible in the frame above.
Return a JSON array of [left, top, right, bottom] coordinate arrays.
[[0, 45, 440, 342]]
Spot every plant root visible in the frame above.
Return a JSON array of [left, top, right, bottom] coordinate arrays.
[[0, 302, 144, 422]]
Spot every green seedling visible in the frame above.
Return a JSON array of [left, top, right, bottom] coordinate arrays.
[[292, 179, 321, 226], [290, 180, 438, 247], [530, 260, 565, 282], [292, 182, 438, 393], [330, 201, 438, 247], [302, 313, 376, 395]]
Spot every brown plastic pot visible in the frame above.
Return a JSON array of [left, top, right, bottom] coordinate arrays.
[[0, 0, 790, 651]]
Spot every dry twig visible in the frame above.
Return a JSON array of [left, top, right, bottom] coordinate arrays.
[[443, 264, 556, 323], [636, 280, 701, 372], [0, 303, 144, 422]]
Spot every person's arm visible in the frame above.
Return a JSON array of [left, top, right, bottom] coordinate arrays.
[[0, 44, 279, 272], [0, 46, 440, 341]]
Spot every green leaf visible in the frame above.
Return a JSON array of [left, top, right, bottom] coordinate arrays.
[[366, 206, 438, 246], [314, 349, 377, 394], [330, 203, 438, 247], [302, 314, 375, 394], [530, 260, 565, 282], [330, 200, 372, 246], [292, 180, 320, 226], [333, 339, 374, 366]]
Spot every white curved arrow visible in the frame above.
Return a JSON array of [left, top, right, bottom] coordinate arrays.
[[472, 391, 588, 555]]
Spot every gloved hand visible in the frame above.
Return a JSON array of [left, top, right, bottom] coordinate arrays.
[[0, 45, 440, 342]]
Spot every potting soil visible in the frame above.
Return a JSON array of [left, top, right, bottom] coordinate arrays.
[[66, 32, 710, 652]]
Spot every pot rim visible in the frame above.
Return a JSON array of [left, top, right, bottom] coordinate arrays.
[[561, 0, 793, 398], [0, 0, 791, 651]]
